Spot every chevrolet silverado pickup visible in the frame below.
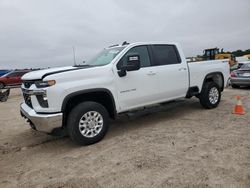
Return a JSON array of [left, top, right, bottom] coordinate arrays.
[[20, 42, 230, 145]]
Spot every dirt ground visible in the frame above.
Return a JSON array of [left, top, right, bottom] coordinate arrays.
[[0, 88, 250, 188]]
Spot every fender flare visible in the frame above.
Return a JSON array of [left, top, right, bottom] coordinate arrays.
[[202, 72, 224, 91], [61, 88, 117, 113]]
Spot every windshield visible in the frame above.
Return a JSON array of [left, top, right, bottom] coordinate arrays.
[[240, 63, 250, 69], [85, 47, 125, 66]]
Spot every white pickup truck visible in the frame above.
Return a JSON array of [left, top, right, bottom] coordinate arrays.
[[20, 42, 230, 145]]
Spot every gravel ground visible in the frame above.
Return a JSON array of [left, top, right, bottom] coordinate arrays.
[[0, 88, 250, 188]]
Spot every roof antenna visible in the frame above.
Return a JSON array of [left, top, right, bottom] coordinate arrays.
[[72, 46, 76, 66], [122, 41, 129, 46]]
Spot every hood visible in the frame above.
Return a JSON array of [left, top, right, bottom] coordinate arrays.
[[22, 66, 79, 80]]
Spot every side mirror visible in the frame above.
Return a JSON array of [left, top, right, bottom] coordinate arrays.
[[117, 55, 141, 77], [124, 55, 140, 71]]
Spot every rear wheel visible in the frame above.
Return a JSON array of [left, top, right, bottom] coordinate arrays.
[[231, 84, 240, 88], [67, 102, 109, 145], [199, 82, 221, 109]]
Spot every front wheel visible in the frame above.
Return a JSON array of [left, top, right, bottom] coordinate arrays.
[[0, 82, 4, 89], [199, 82, 221, 109], [67, 102, 109, 145]]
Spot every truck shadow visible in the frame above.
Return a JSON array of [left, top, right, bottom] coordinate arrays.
[[5, 98, 202, 154], [107, 98, 201, 138]]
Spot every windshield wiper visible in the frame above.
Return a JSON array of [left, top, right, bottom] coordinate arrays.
[[73, 64, 93, 67]]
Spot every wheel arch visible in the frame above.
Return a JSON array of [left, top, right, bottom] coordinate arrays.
[[202, 72, 224, 92], [61, 88, 117, 127]]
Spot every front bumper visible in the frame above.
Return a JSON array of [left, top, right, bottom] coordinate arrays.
[[230, 77, 250, 86], [20, 102, 63, 133]]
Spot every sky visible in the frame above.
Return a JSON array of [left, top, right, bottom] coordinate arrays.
[[0, 0, 249, 69]]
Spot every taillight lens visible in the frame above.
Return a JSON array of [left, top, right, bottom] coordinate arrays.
[[230, 72, 237, 77]]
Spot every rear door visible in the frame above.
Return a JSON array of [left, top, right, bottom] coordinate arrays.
[[150, 44, 189, 100]]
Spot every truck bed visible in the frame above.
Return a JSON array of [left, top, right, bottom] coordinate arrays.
[[188, 59, 230, 90]]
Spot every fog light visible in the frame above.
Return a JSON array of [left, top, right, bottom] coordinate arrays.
[[36, 94, 49, 108]]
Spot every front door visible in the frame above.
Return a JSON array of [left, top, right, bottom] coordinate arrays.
[[115, 45, 159, 112]]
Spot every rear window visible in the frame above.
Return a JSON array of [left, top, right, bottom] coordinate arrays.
[[152, 45, 181, 65], [241, 63, 250, 69]]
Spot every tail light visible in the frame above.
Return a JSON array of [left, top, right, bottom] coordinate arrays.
[[230, 72, 237, 77]]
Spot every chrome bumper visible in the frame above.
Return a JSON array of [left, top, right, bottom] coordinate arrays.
[[20, 102, 63, 133]]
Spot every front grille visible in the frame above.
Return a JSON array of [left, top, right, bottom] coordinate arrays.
[[23, 93, 33, 108]]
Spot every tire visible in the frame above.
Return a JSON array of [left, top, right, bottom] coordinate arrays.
[[0, 82, 4, 89], [0, 89, 10, 102], [231, 84, 240, 88], [67, 101, 109, 145], [199, 82, 221, 109]]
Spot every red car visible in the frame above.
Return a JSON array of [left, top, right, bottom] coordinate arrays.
[[0, 70, 30, 89]]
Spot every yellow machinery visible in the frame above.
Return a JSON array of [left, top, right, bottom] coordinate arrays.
[[215, 53, 237, 67], [203, 48, 237, 67], [244, 54, 250, 59]]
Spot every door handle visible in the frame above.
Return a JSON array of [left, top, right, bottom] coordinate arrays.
[[178, 67, 187, 71], [147, 71, 156, 76]]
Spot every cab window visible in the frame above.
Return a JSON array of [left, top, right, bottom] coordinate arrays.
[[117, 46, 151, 69], [6, 72, 19, 77], [152, 45, 181, 65]]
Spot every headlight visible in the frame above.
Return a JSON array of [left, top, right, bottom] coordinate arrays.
[[35, 80, 56, 88]]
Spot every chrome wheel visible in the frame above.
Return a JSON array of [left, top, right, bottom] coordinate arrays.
[[78, 111, 103, 138], [209, 87, 219, 104]]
